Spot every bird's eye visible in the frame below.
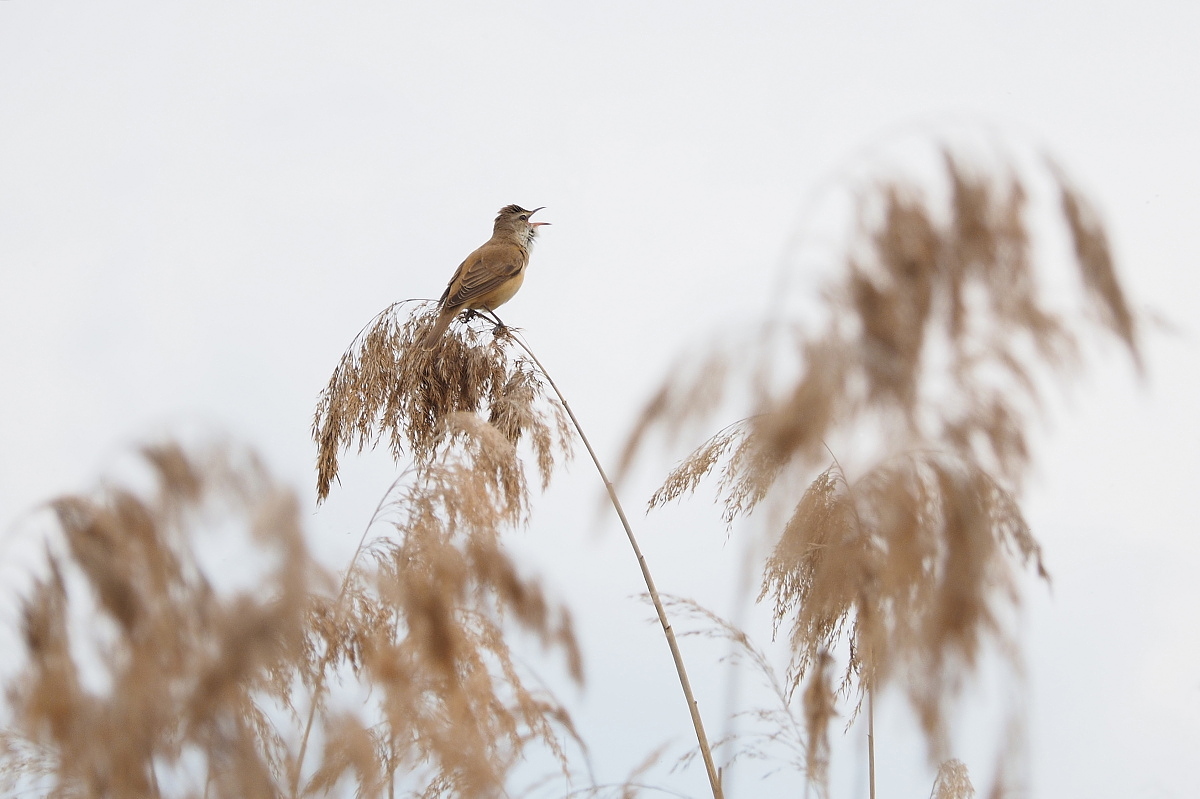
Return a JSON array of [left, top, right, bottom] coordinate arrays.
[[519, 215, 528, 221]]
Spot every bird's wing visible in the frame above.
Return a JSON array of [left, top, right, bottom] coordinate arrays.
[[443, 243, 523, 309]]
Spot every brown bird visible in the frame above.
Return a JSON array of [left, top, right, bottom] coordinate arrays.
[[420, 204, 549, 350]]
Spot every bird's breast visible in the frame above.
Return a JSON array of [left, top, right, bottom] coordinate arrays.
[[481, 269, 525, 309]]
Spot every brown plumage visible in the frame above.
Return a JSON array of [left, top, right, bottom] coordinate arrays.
[[420, 204, 549, 350]]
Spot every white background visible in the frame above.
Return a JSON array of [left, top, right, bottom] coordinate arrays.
[[2, 2, 1198, 797]]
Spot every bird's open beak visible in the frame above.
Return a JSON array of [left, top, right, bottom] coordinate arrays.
[[530, 206, 550, 226]]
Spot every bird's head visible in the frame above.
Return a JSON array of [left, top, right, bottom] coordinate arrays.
[[494, 205, 549, 246]]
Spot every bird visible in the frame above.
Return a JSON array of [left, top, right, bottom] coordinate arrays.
[[419, 204, 549, 350]]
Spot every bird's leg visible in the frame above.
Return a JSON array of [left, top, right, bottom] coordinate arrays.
[[480, 309, 507, 333], [457, 308, 509, 339], [459, 308, 503, 326]]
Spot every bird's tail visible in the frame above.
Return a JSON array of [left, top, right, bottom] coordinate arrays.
[[419, 310, 454, 351]]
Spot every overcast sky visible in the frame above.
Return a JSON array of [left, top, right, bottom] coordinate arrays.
[[2, 2, 1198, 797]]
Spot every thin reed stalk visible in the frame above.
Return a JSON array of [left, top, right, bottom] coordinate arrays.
[[510, 332, 725, 799], [290, 472, 409, 798], [868, 687, 876, 799]]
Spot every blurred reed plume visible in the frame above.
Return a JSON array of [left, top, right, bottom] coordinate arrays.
[[930, 758, 976, 799], [627, 149, 1141, 789], [3, 443, 318, 797], [2, 435, 582, 797]]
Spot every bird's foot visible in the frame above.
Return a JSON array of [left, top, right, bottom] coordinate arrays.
[[475, 309, 507, 332]]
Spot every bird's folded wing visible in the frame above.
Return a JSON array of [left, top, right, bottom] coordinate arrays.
[[445, 248, 523, 308]]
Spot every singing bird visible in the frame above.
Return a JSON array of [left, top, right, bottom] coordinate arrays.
[[420, 204, 549, 350]]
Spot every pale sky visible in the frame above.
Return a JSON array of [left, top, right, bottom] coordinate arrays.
[[2, 2, 1198, 797]]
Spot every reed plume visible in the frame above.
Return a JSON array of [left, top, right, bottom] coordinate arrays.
[[627, 148, 1141, 791], [3, 443, 318, 797], [313, 303, 572, 504], [2, 430, 583, 797], [305, 303, 584, 795]]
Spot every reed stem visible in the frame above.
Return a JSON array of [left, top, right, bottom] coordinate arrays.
[[512, 332, 724, 799]]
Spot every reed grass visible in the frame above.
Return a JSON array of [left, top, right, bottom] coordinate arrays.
[[625, 148, 1140, 793]]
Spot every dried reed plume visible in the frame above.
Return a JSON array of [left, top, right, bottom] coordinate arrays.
[[313, 302, 572, 503], [299, 448, 583, 797], [306, 303, 586, 795], [930, 758, 977, 799], [314, 302, 727, 797], [2, 436, 583, 797], [3, 443, 318, 797], [626, 150, 1141, 790], [660, 597, 814, 786]]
